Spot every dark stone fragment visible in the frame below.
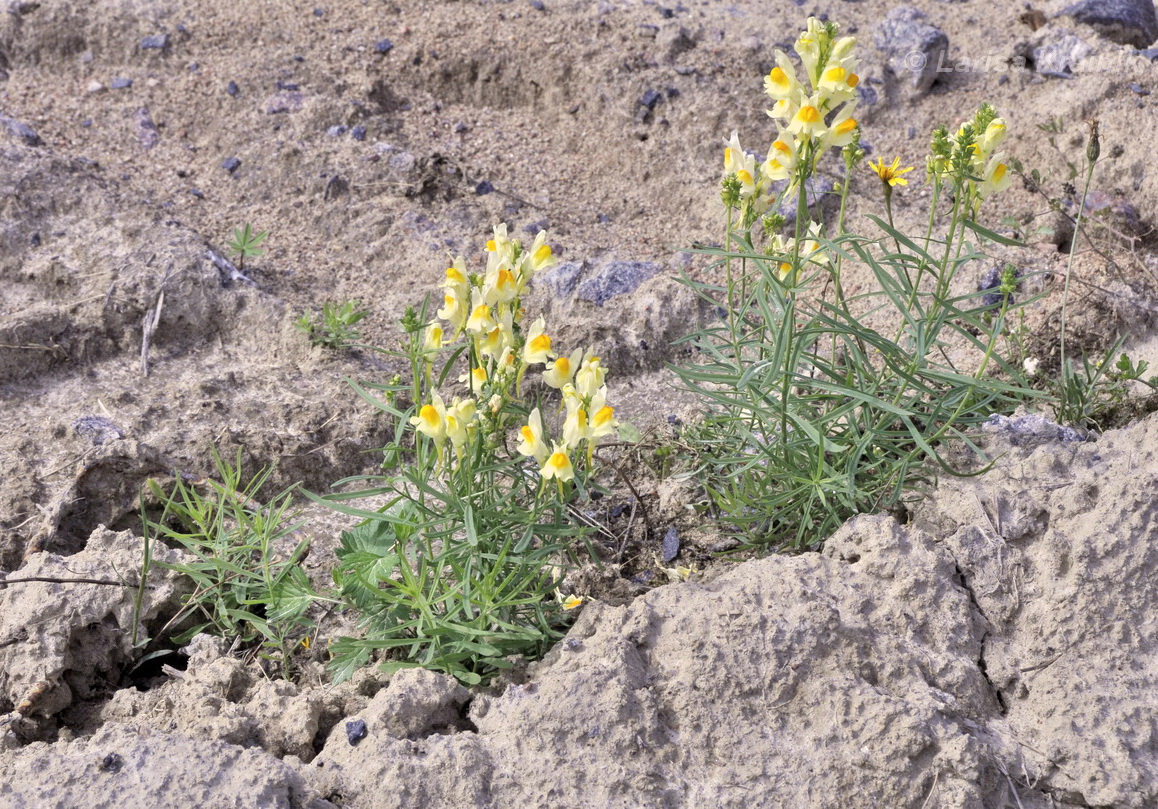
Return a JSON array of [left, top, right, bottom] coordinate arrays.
[[110, 77, 133, 89], [375, 39, 394, 54], [1, 116, 41, 146], [226, 80, 239, 97], [475, 180, 495, 195], [662, 527, 680, 563], [639, 88, 662, 109], [350, 125, 366, 141], [221, 156, 241, 173], [346, 719, 368, 745], [530, 0, 545, 9], [73, 416, 125, 445]]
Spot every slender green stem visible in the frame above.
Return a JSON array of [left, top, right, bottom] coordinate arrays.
[[1060, 157, 1097, 374]]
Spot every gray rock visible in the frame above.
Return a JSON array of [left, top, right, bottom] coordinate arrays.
[[1061, 0, 1158, 49], [134, 107, 159, 150], [139, 34, 169, 50], [221, 156, 241, 174], [1, 115, 41, 146], [1033, 31, 1093, 75], [109, 76, 133, 89], [872, 6, 949, 96], [577, 260, 662, 306], [72, 416, 125, 445], [265, 91, 304, 114], [536, 261, 585, 298]]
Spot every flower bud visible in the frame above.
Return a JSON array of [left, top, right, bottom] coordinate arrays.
[[1086, 118, 1100, 164]]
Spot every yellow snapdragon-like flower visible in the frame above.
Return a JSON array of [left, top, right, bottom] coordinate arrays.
[[445, 398, 476, 450], [521, 230, 557, 285], [485, 223, 514, 275], [437, 287, 467, 334], [484, 266, 519, 307], [410, 392, 448, 444], [824, 105, 859, 150], [423, 322, 444, 356], [561, 594, 583, 611], [978, 153, 1012, 199], [540, 443, 575, 483], [517, 407, 550, 463], [543, 347, 583, 389], [465, 289, 496, 334], [763, 52, 801, 102], [562, 403, 589, 449], [443, 257, 469, 298], [523, 316, 553, 365], [574, 354, 606, 400], [588, 387, 618, 440], [794, 17, 825, 88], [979, 118, 1007, 156], [723, 131, 759, 200], [762, 133, 799, 182], [786, 93, 828, 139], [479, 323, 513, 362]]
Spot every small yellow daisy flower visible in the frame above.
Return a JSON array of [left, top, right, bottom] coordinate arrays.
[[868, 156, 915, 187]]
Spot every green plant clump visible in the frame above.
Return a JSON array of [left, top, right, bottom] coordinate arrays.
[[315, 226, 620, 684], [142, 448, 317, 679], [296, 300, 371, 349], [225, 223, 268, 271], [674, 17, 1047, 551]]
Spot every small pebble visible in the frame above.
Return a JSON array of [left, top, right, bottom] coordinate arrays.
[[187, 62, 199, 72], [80, 119, 92, 128], [277, 80, 300, 91], [453, 121, 468, 133], [596, 212, 611, 223], [350, 125, 366, 141], [221, 156, 241, 174], [662, 526, 680, 563], [326, 125, 347, 137], [313, 7, 324, 16], [375, 38, 394, 54], [346, 719, 368, 746], [189, 188, 204, 199], [226, 80, 239, 97], [530, 0, 545, 9], [1129, 82, 1150, 95], [110, 77, 133, 90], [139, 34, 169, 50], [475, 179, 495, 195], [86, 80, 104, 93]]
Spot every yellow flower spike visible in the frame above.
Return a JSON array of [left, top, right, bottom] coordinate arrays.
[[540, 443, 575, 483], [561, 595, 583, 611], [868, 156, 915, 187]]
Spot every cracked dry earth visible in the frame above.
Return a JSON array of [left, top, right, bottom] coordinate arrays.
[[1, 416, 1156, 807], [2, 0, 1158, 807]]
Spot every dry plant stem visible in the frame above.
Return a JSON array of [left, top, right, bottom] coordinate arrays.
[[0, 576, 146, 587], [1060, 156, 1097, 373], [593, 446, 652, 541]]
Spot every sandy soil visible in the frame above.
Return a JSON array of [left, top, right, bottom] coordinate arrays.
[[1, 0, 1157, 806]]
